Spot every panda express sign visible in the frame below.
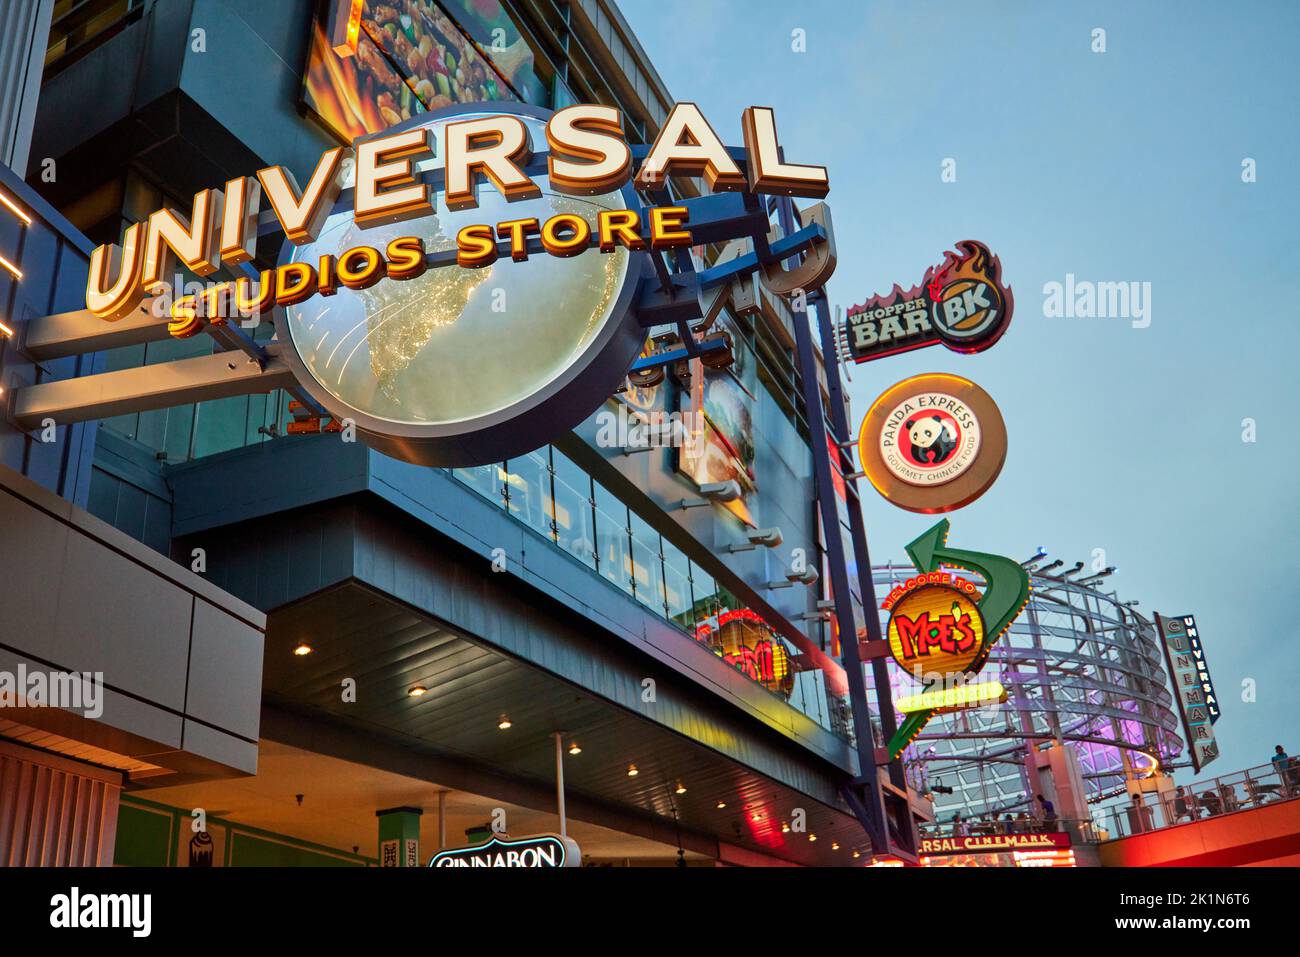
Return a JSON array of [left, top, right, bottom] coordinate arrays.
[[857, 372, 1007, 514], [81, 101, 831, 467]]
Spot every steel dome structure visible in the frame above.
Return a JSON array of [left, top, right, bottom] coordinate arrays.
[[867, 555, 1185, 821]]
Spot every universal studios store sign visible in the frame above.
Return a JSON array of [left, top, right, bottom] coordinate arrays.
[[82, 101, 832, 467]]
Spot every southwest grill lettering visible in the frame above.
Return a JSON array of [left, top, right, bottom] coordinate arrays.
[[85, 103, 828, 327]]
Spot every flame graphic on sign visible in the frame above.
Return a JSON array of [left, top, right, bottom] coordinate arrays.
[[925, 240, 1001, 306]]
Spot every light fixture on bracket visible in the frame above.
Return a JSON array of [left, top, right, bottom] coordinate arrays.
[[766, 565, 819, 589], [728, 527, 783, 552], [620, 414, 678, 456], [679, 480, 743, 509]]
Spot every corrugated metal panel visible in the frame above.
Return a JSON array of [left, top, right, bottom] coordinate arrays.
[[0, 739, 122, 866]]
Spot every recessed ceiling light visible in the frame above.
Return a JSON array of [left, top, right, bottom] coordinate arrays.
[[627, 765, 638, 777], [407, 685, 428, 697], [292, 643, 313, 656], [782, 822, 791, 833], [808, 833, 818, 842], [675, 783, 687, 794], [568, 743, 582, 755], [852, 850, 861, 859], [498, 717, 512, 730], [716, 801, 727, 809], [831, 842, 840, 851]]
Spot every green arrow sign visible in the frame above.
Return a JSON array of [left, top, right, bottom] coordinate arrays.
[[887, 519, 1031, 758]]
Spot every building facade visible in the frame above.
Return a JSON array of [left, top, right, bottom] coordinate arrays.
[[1, 0, 899, 866]]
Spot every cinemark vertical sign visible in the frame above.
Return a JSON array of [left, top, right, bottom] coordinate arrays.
[[1156, 613, 1219, 773]]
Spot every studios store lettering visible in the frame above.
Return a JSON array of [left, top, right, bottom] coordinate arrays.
[[84, 103, 830, 333]]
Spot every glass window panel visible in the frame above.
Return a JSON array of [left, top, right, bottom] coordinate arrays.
[[452, 463, 505, 507], [505, 449, 553, 541], [551, 449, 596, 569], [244, 393, 268, 448], [629, 512, 665, 615], [192, 396, 250, 459], [134, 408, 168, 451], [663, 540, 693, 630], [593, 482, 633, 597], [689, 562, 721, 651], [163, 404, 195, 462]]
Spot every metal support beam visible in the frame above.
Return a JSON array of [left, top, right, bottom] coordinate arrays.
[[9, 349, 295, 428], [790, 272, 887, 854], [811, 285, 918, 860], [22, 300, 170, 360]]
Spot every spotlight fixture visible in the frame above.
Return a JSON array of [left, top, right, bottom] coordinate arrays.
[[727, 526, 784, 553], [679, 480, 743, 509], [627, 764, 639, 777], [1020, 547, 1048, 568], [767, 565, 820, 589], [1078, 566, 1117, 585], [407, 685, 428, 697], [568, 743, 582, 756], [292, 642, 313, 656], [0, 319, 14, 338], [675, 783, 687, 795], [716, 801, 726, 809], [852, 850, 861, 859], [497, 717, 512, 730], [781, 821, 791, 833], [808, 833, 817, 842], [831, 842, 840, 851]]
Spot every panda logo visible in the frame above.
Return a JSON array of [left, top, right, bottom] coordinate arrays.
[[906, 414, 958, 466]]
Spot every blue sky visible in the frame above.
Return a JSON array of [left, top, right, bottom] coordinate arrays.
[[618, 0, 1300, 778]]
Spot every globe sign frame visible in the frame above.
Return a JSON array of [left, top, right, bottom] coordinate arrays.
[[272, 101, 650, 468]]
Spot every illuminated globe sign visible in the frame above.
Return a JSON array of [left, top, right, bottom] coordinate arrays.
[[275, 105, 645, 467], [82, 99, 835, 467]]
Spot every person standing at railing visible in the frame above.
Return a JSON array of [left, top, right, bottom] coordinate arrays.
[[1272, 745, 1298, 797], [1036, 794, 1058, 831]]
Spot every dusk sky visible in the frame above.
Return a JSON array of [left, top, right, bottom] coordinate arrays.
[[620, 0, 1300, 777]]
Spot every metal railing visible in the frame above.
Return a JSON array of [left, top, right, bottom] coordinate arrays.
[[1098, 759, 1300, 839]]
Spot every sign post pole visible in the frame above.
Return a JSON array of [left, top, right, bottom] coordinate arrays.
[[554, 732, 567, 839]]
